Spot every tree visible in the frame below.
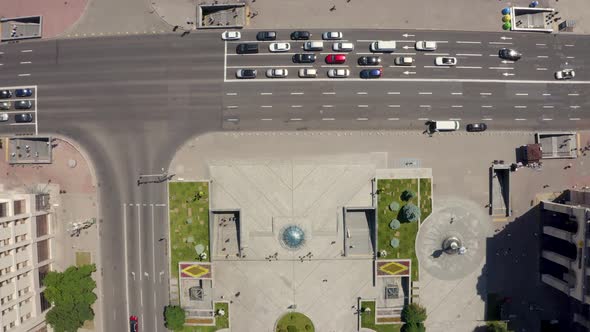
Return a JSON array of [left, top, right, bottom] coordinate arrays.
[[401, 303, 427, 324], [401, 190, 416, 202], [401, 323, 426, 332], [399, 203, 421, 223], [44, 264, 97, 332], [164, 305, 186, 330], [486, 321, 509, 332]]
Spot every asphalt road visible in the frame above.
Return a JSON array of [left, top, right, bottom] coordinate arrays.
[[0, 29, 589, 332]]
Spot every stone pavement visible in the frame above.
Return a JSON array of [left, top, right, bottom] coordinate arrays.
[[0, 137, 102, 331], [0, 0, 87, 38], [151, 0, 590, 33]]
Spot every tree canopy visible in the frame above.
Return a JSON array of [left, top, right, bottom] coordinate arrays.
[[487, 321, 510, 332], [399, 203, 421, 223], [164, 305, 186, 330], [43, 264, 97, 332], [401, 303, 427, 324], [401, 323, 426, 332]]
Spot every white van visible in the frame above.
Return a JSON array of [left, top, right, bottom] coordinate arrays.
[[370, 41, 396, 52], [304, 41, 324, 51], [428, 121, 460, 132], [333, 42, 354, 52], [298, 68, 317, 78]]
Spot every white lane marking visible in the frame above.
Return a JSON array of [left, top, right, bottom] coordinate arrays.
[[261, 118, 272, 121], [20, 61, 32, 64], [451, 105, 463, 108], [18, 73, 31, 76], [570, 106, 581, 109], [387, 92, 400, 95], [151, 205, 156, 286], [489, 42, 513, 45], [536, 43, 546, 46], [227, 105, 238, 109], [261, 105, 273, 108], [543, 93, 551, 96], [457, 66, 482, 69], [136, 204, 142, 282], [456, 54, 482, 57], [451, 92, 462, 95], [489, 54, 498, 57], [515, 93, 528, 96], [543, 105, 555, 108], [514, 105, 527, 109], [140, 290, 143, 307], [226, 78, 590, 84], [388, 65, 416, 68], [223, 41, 227, 82], [356, 117, 368, 121], [226, 118, 239, 122], [387, 118, 400, 120], [291, 105, 302, 108], [227, 65, 308, 68], [565, 44, 574, 47], [320, 65, 348, 68], [542, 118, 553, 121], [514, 118, 527, 121], [290, 118, 302, 121], [424, 65, 448, 68], [322, 105, 334, 108], [449, 118, 461, 120], [356, 52, 416, 55], [322, 92, 336, 95], [419, 105, 431, 108], [537, 55, 549, 58], [456, 41, 481, 44], [357, 105, 369, 108], [488, 67, 513, 70], [226, 92, 237, 96], [388, 105, 400, 108], [20, 49, 33, 53], [260, 92, 272, 95], [570, 118, 581, 120], [418, 92, 432, 95], [322, 118, 335, 121], [480, 92, 492, 96], [227, 52, 298, 56], [357, 92, 368, 95], [482, 118, 493, 121], [418, 118, 430, 120], [434, 41, 449, 43], [482, 105, 493, 108], [536, 68, 548, 71], [568, 93, 579, 96], [123, 204, 130, 327], [291, 92, 304, 95], [425, 53, 449, 56], [566, 56, 575, 59]]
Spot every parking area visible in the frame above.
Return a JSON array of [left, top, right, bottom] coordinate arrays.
[[0, 85, 38, 135]]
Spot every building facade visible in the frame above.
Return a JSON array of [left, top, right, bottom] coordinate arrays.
[[541, 189, 590, 331], [0, 192, 53, 332]]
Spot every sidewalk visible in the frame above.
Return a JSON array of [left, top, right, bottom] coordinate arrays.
[[0, 138, 102, 332]]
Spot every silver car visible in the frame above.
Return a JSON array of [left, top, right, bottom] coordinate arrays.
[[0, 101, 10, 110], [0, 113, 8, 122], [266, 68, 288, 78], [415, 41, 437, 51], [322, 31, 342, 40], [327, 68, 350, 78]]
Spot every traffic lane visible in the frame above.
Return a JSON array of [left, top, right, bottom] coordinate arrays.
[[152, 203, 169, 332]]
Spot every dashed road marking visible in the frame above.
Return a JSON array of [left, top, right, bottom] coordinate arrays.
[[568, 93, 579, 96], [489, 67, 514, 70], [451, 92, 462, 95], [543, 106, 555, 108], [456, 41, 481, 44], [357, 105, 369, 108], [291, 92, 304, 95], [482, 105, 493, 108], [261, 105, 273, 108], [536, 43, 546, 46], [480, 92, 492, 96], [456, 54, 482, 57], [489, 42, 513, 45], [20, 50, 33, 53], [357, 92, 367, 95], [515, 93, 528, 96], [451, 105, 463, 108], [261, 118, 272, 121], [514, 118, 527, 121], [356, 117, 368, 121], [387, 118, 400, 120], [260, 92, 273, 95], [457, 66, 482, 69], [387, 92, 400, 95], [418, 92, 432, 95], [322, 105, 334, 108], [291, 105, 302, 108], [20, 61, 32, 64], [388, 105, 400, 108], [514, 105, 527, 109], [322, 92, 336, 95], [226, 92, 237, 96], [227, 105, 238, 109], [537, 55, 549, 58], [536, 68, 548, 71], [18, 73, 31, 77], [570, 118, 581, 120], [322, 118, 335, 121]]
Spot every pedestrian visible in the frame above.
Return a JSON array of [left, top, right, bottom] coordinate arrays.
[[330, 5, 336, 11], [235, 292, 240, 297], [173, 25, 179, 32], [450, 217, 454, 224]]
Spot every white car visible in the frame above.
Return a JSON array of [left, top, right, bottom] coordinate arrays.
[[269, 42, 291, 52], [0, 113, 8, 122], [266, 68, 288, 78], [322, 31, 342, 40], [415, 41, 437, 51], [327, 68, 350, 78], [298, 68, 317, 78], [332, 42, 354, 52], [555, 69, 575, 80], [394, 56, 414, 66], [435, 57, 457, 66], [221, 31, 241, 40]]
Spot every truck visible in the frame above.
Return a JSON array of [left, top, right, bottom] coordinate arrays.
[[370, 41, 396, 52]]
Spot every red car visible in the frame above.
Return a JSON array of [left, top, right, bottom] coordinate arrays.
[[130, 316, 138, 332], [325, 54, 346, 64]]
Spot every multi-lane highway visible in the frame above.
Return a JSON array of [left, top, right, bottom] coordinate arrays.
[[0, 29, 588, 332]]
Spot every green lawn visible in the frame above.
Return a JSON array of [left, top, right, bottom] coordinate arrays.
[[376, 179, 421, 281], [419, 178, 432, 223], [169, 181, 210, 278], [360, 301, 402, 332], [275, 312, 315, 332]]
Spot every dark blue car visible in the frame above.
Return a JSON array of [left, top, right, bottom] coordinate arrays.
[[360, 68, 382, 79], [15, 89, 33, 97]]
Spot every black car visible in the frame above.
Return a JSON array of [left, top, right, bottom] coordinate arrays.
[[498, 48, 521, 61], [14, 114, 33, 123], [15, 100, 32, 109], [358, 56, 381, 66], [0, 90, 11, 99], [15, 89, 33, 97], [256, 31, 276, 41], [290, 31, 311, 40], [236, 43, 259, 54], [359, 69, 382, 79], [236, 69, 257, 79], [466, 123, 488, 132], [292, 53, 316, 63]]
